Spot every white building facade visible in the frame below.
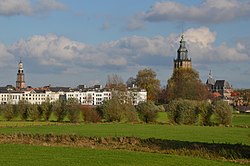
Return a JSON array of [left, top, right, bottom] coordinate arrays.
[[0, 87, 147, 106]]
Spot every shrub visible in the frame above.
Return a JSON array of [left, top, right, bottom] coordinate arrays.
[[102, 97, 138, 122], [136, 101, 158, 123], [212, 100, 232, 125], [82, 106, 101, 123], [196, 101, 213, 126]]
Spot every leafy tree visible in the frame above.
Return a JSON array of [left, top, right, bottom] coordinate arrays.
[[66, 98, 81, 123], [165, 99, 198, 125], [17, 100, 30, 121], [40, 99, 53, 121], [212, 100, 232, 125], [196, 101, 213, 126], [2, 103, 15, 121], [102, 97, 138, 122], [52, 100, 67, 122], [136, 68, 160, 102], [136, 101, 158, 123], [166, 68, 209, 101], [28, 104, 41, 121]]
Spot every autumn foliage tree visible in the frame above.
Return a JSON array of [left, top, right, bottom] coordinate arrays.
[[136, 68, 160, 102], [166, 68, 209, 102]]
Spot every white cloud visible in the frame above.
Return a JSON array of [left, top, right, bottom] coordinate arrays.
[[0, 0, 66, 16], [129, 0, 250, 25], [6, 27, 250, 76]]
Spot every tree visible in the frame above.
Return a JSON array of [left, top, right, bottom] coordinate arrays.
[[166, 68, 209, 101], [66, 98, 81, 123], [52, 100, 67, 122], [28, 104, 41, 121], [106, 74, 126, 91], [40, 99, 53, 121], [136, 68, 160, 102], [2, 103, 15, 121], [82, 106, 101, 123], [136, 101, 158, 123], [126, 77, 136, 88], [165, 99, 198, 125], [212, 100, 232, 125], [17, 100, 30, 121]]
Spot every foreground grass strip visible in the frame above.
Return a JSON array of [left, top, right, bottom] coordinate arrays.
[[0, 124, 248, 145], [0, 144, 243, 166], [0, 133, 249, 164]]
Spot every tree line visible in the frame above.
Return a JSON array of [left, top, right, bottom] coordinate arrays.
[[0, 67, 233, 125]]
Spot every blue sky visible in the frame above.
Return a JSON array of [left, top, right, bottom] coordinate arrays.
[[0, 0, 250, 88]]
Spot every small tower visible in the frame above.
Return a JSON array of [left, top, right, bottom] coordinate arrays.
[[173, 35, 192, 70], [16, 60, 26, 89]]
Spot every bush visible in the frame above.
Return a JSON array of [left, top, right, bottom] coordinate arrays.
[[196, 101, 213, 126], [82, 106, 101, 123], [166, 99, 198, 125], [102, 97, 138, 122], [136, 101, 158, 123], [212, 100, 232, 125], [2, 104, 15, 121]]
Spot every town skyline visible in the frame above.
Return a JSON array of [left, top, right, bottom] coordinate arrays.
[[0, 0, 250, 88]]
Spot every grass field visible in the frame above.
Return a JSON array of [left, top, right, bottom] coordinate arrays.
[[0, 123, 249, 145], [0, 144, 243, 166], [232, 114, 250, 126]]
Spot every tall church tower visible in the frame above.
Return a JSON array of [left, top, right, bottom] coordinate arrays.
[[174, 35, 192, 70], [16, 60, 26, 89]]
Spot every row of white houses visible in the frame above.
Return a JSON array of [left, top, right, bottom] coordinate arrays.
[[0, 86, 147, 106]]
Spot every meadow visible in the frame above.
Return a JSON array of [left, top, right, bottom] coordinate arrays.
[[0, 144, 244, 166], [0, 113, 249, 165]]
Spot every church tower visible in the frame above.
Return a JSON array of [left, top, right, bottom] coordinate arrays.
[[16, 60, 26, 89], [174, 35, 192, 70]]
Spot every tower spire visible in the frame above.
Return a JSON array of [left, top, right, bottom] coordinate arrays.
[[173, 35, 192, 70]]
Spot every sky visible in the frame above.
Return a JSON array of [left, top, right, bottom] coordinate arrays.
[[0, 0, 250, 88]]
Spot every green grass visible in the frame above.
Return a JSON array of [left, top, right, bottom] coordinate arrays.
[[232, 113, 250, 126], [0, 123, 249, 145], [156, 112, 168, 123], [0, 144, 243, 166]]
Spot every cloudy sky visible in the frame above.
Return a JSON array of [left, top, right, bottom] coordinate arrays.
[[0, 0, 250, 88]]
